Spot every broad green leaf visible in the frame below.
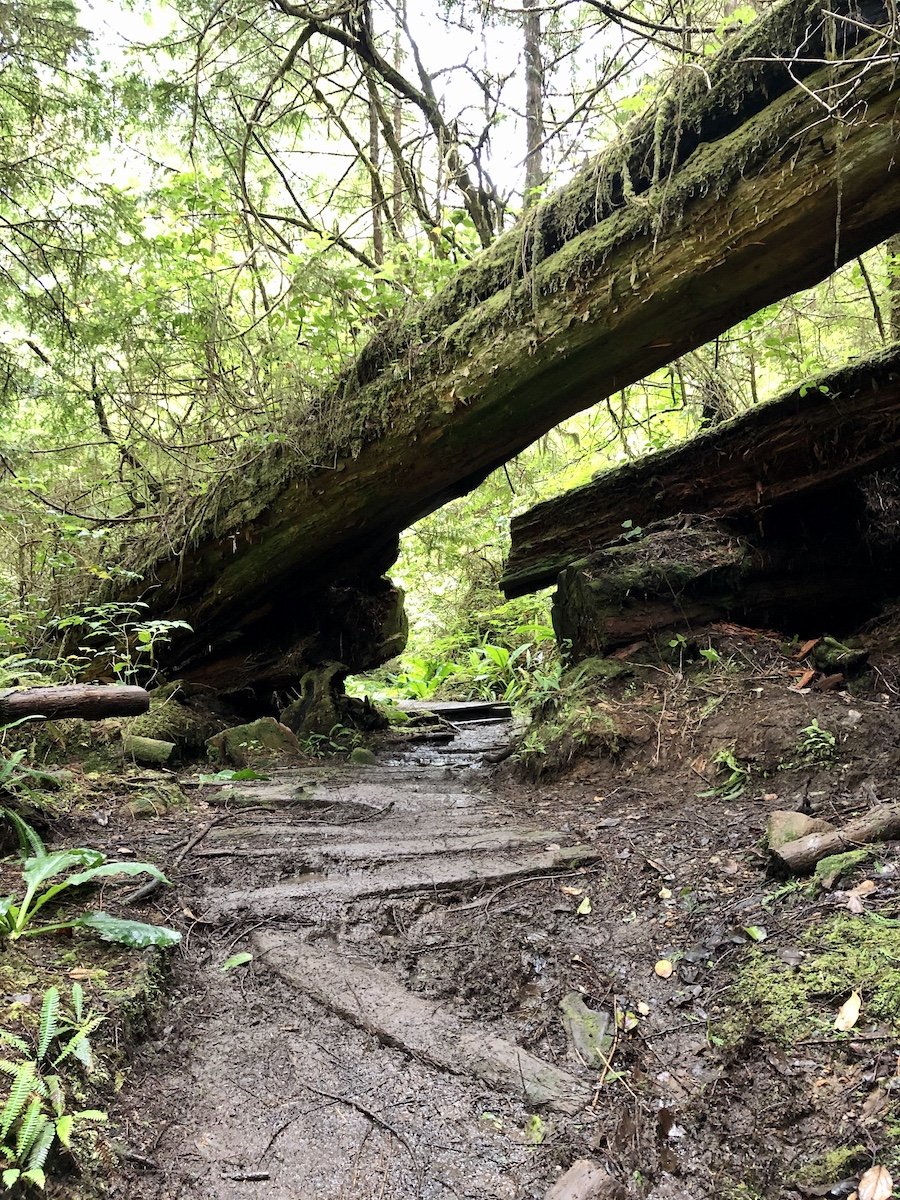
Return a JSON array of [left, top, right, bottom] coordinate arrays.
[[22, 849, 103, 894], [30, 860, 169, 916], [75, 912, 181, 948]]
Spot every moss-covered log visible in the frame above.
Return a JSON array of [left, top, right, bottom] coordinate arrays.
[[119, 0, 900, 691], [503, 345, 900, 597]]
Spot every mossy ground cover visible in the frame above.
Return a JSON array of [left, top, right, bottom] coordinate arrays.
[[728, 911, 900, 1044]]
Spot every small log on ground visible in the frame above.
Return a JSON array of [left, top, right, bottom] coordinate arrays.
[[502, 346, 900, 597], [771, 804, 900, 872], [122, 735, 176, 765], [0, 685, 149, 723]]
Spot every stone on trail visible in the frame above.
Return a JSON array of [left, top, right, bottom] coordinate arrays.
[[253, 932, 593, 1115], [206, 717, 301, 767], [545, 1159, 627, 1199], [122, 734, 175, 765]]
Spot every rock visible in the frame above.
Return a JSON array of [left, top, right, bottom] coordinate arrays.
[[560, 993, 612, 1067], [125, 797, 168, 819], [545, 1159, 626, 1199], [815, 848, 870, 889], [122, 735, 175, 765], [206, 718, 301, 767], [767, 810, 835, 850], [349, 747, 377, 765]]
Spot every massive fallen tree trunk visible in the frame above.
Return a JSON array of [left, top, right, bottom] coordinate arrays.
[[115, 0, 900, 694], [502, 346, 900, 597]]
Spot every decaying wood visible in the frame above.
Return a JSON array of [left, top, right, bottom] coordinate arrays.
[[502, 345, 900, 596], [110, 0, 900, 692], [0, 685, 149, 723], [253, 932, 592, 1114], [549, 507, 898, 660], [770, 804, 900, 872]]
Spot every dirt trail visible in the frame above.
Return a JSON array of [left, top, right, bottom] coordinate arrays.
[[111, 711, 611, 1199], [106, 677, 900, 1200]]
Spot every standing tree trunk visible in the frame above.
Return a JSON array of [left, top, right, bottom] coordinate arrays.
[[889, 234, 900, 339], [523, 0, 545, 208]]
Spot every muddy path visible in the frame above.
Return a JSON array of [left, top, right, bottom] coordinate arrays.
[[102, 678, 900, 1200]]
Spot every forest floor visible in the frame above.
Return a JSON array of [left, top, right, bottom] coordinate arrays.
[[10, 623, 900, 1200]]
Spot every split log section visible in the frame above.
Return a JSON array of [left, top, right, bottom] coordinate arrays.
[[103, 0, 900, 697], [497, 347, 900, 658]]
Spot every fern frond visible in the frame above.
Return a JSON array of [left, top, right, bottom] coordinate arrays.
[[0, 1031, 30, 1056], [14, 1096, 45, 1161], [70, 984, 83, 1024], [0, 1061, 35, 1141], [42, 1077, 63, 1121], [25, 1119, 54, 1172], [37, 988, 60, 1061]]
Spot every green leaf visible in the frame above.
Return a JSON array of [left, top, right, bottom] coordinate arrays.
[[221, 952, 253, 971], [75, 912, 181, 948], [743, 925, 767, 942], [29, 859, 169, 918], [2, 810, 46, 858], [55, 1115, 74, 1149], [2, 1169, 20, 1188], [37, 987, 60, 1059], [576, 896, 592, 915]]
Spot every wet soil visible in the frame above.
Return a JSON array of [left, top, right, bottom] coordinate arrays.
[[85, 635, 900, 1200]]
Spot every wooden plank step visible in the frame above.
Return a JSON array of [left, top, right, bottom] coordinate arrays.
[[253, 932, 592, 1115], [203, 843, 601, 921]]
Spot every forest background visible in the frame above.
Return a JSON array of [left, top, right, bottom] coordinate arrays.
[[2, 0, 898, 703]]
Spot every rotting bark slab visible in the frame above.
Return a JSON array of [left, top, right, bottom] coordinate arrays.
[[253, 932, 593, 1115]]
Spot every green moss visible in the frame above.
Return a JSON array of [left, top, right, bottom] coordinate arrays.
[[726, 913, 900, 1044], [794, 1145, 866, 1186], [812, 849, 869, 891]]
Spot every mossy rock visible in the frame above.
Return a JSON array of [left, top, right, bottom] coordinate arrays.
[[349, 747, 377, 765], [562, 656, 631, 688], [207, 718, 301, 767]]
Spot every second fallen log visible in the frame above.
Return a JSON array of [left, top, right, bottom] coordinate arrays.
[[0, 685, 150, 724]]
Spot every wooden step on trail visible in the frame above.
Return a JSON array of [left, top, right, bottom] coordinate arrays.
[[253, 932, 593, 1115], [203, 842, 601, 921]]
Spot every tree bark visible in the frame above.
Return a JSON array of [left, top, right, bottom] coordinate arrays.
[[502, 346, 900, 596], [0, 685, 149, 723], [523, 0, 545, 207], [113, 0, 900, 692]]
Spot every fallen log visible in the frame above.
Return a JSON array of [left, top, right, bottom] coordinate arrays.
[[106, 0, 900, 694], [550, 505, 900, 660], [770, 804, 900, 872], [502, 345, 900, 597], [0, 685, 149, 723]]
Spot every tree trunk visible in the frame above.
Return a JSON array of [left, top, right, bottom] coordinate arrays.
[[111, 0, 900, 693], [889, 234, 900, 339], [522, 0, 545, 207], [502, 345, 900, 596], [0, 685, 149, 723]]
